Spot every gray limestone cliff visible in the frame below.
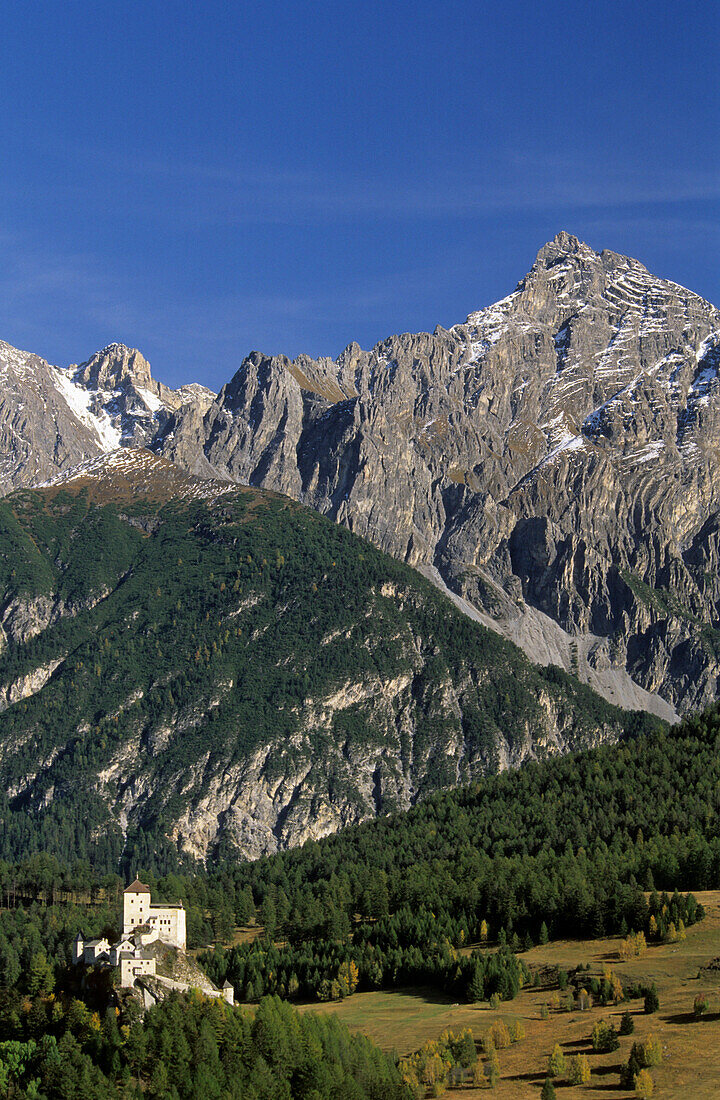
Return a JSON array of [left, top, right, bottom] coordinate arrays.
[[153, 234, 720, 714]]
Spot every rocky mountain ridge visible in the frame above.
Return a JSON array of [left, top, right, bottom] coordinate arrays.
[[0, 338, 213, 495], [154, 233, 720, 714], [3, 232, 720, 714]]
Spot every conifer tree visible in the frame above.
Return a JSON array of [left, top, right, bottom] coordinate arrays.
[[619, 1010, 635, 1035]]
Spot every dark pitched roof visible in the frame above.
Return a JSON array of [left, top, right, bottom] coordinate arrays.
[[124, 877, 151, 894]]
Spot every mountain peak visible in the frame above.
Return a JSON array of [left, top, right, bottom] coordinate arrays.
[[72, 344, 154, 391], [533, 230, 593, 268], [551, 229, 583, 251]]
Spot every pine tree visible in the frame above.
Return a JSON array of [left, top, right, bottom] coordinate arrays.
[[620, 1051, 641, 1089], [468, 961, 485, 1002], [619, 1010, 635, 1035], [27, 952, 55, 996], [457, 1030, 477, 1069]]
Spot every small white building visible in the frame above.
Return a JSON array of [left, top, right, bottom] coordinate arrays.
[[82, 938, 111, 965], [119, 950, 157, 988]]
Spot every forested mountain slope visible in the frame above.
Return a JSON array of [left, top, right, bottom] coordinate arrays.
[[0, 450, 657, 868], [191, 701, 720, 1007]]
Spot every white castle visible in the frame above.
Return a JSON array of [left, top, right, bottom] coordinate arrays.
[[122, 877, 186, 949], [73, 877, 232, 1004]]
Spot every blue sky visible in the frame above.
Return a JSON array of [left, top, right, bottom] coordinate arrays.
[[1, 0, 718, 390]]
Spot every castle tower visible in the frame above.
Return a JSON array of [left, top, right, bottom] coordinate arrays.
[[123, 877, 152, 936], [73, 932, 84, 964], [122, 877, 186, 950]]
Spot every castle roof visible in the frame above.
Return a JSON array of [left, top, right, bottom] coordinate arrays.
[[124, 877, 151, 894]]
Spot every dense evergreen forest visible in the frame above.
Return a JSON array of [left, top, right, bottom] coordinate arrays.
[[0, 988, 409, 1099], [0, 703, 716, 1004], [195, 703, 716, 1003], [207, 700, 720, 945], [0, 478, 657, 871]]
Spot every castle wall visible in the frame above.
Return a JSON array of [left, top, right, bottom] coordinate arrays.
[[145, 905, 186, 950], [119, 955, 156, 988]]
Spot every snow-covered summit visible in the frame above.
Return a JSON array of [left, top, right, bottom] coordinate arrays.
[[0, 337, 217, 496]]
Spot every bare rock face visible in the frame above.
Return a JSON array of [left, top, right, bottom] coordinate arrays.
[[0, 340, 214, 493], [0, 341, 103, 492], [155, 234, 720, 713]]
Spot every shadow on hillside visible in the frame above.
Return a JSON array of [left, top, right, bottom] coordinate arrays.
[[662, 1009, 717, 1024], [378, 986, 460, 1006], [504, 1070, 545, 1083], [590, 1063, 622, 1077]]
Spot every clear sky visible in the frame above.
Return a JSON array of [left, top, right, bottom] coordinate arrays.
[[1, 0, 718, 391]]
